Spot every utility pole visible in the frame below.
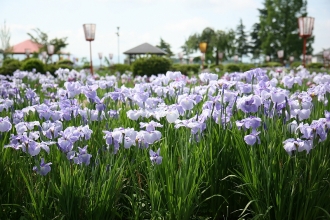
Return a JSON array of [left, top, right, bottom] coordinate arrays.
[[116, 27, 120, 64]]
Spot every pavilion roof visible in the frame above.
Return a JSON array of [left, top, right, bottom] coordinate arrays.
[[123, 42, 167, 55], [10, 39, 43, 54]]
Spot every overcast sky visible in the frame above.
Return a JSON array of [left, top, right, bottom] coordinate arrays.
[[1, 0, 329, 64]]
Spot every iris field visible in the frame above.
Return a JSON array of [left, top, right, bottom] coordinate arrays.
[[1, 67, 330, 219]]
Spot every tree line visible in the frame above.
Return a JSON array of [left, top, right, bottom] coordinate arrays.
[[157, 0, 314, 64]]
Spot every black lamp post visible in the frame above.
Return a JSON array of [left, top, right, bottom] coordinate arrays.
[[298, 16, 315, 67], [83, 24, 96, 75]]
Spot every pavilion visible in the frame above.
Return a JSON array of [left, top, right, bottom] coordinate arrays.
[[123, 42, 167, 64], [11, 39, 43, 56]]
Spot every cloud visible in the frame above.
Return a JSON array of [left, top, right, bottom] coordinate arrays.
[[165, 17, 210, 33]]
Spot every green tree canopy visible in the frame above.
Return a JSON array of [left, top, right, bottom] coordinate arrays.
[[259, 0, 313, 61], [27, 28, 69, 61], [156, 38, 174, 57], [235, 18, 249, 60]]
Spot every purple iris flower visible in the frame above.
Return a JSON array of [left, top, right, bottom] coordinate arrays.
[[13, 110, 24, 124], [33, 158, 52, 176], [94, 96, 106, 112], [64, 81, 82, 98], [0, 98, 14, 112], [237, 95, 262, 113], [58, 127, 81, 153], [0, 116, 12, 132], [140, 121, 163, 132], [82, 84, 99, 100], [149, 148, 162, 164], [244, 131, 261, 146], [236, 117, 262, 131], [73, 146, 92, 165]]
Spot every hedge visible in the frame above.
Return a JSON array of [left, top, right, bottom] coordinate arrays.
[[170, 64, 200, 75], [132, 56, 172, 77], [22, 58, 46, 74]]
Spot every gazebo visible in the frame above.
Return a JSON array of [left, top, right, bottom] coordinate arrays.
[[11, 39, 43, 55], [123, 42, 167, 64]]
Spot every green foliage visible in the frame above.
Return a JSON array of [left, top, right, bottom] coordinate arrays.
[[260, 62, 282, 68], [57, 59, 74, 66], [132, 56, 172, 76], [110, 64, 131, 74], [307, 62, 323, 69], [239, 63, 256, 72], [156, 38, 174, 57], [22, 58, 46, 73], [290, 61, 303, 68], [45, 64, 58, 75], [225, 63, 240, 72], [170, 64, 200, 75], [259, 0, 312, 60], [0, 58, 21, 75], [235, 19, 249, 59]]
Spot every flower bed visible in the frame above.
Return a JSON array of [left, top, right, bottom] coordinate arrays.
[[1, 67, 330, 219]]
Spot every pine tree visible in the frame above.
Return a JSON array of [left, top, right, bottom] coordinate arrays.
[[250, 8, 267, 60], [259, 0, 314, 61], [236, 19, 249, 60], [156, 38, 174, 58]]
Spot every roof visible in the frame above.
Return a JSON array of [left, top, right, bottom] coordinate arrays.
[[314, 48, 330, 56], [11, 39, 43, 54], [123, 42, 167, 55]]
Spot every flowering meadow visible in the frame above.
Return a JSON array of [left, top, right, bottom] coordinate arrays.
[[1, 67, 330, 219]]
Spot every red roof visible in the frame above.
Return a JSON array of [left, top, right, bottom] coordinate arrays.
[[11, 39, 43, 54]]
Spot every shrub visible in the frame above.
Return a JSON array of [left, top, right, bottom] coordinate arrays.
[[307, 62, 323, 69], [266, 62, 282, 67], [0, 59, 22, 75], [22, 58, 46, 73], [239, 63, 256, 72], [57, 64, 73, 70], [132, 56, 172, 77], [57, 59, 74, 66], [290, 61, 302, 68], [209, 64, 224, 74], [110, 64, 131, 74], [45, 64, 59, 76], [225, 64, 240, 72], [171, 64, 200, 75]]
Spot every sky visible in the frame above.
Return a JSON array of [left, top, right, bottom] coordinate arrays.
[[1, 0, 329, 65]]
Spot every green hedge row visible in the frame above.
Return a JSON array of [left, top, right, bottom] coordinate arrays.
[[0, 58, 74, 76]]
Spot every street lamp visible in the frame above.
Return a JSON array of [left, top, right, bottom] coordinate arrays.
[[199, 42, 207, 69], [323, 50, 330, 68], [266, 55, 270, 62], [25, 49, 30, 58], [234, 55, 238, 63], [277, 50, 284, 65], [189, 57, 193, 64], [83, 23, 96, 75], [298, 16, 315, 67], [116, 27, 120, 64], [218, 52, 223, 64], [41, 51, 47, 64], [98, 52, 103, 68], [109, 53, 113, 66], [47, 44, 54, 64], [289, 56, 294, 66], [178, 52, 183, 64]]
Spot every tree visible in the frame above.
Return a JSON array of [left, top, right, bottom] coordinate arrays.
[[0, 21, 12, 60], [27, 28, 68, 62], [259, 0, 313, 61], [249, 8, 267, 60], [213, 29, 236, 64], [235, 19, 249, 60], [156, 38, 174, 57]]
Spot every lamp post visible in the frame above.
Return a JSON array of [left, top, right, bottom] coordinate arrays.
[[289, 56, 294, 66], [25, 49, 30, 59], [189, 57, 193, 64], [199, 42, 207, 69], [218, 52, 223, 64], [83, 23, 96, 75], [47, 44, 54, 64], [178, 52, 183, 64], [323, 50, 330, 68], [116, 27, 120, 64], [98, 52, 103, 68], [266, 55, 270, 62], [277, 50, 284, 65], [109, 53, 113, 66], [234, 55, 238, 63], [298, 16, 314, 68], [41, 51, 47, 64]]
